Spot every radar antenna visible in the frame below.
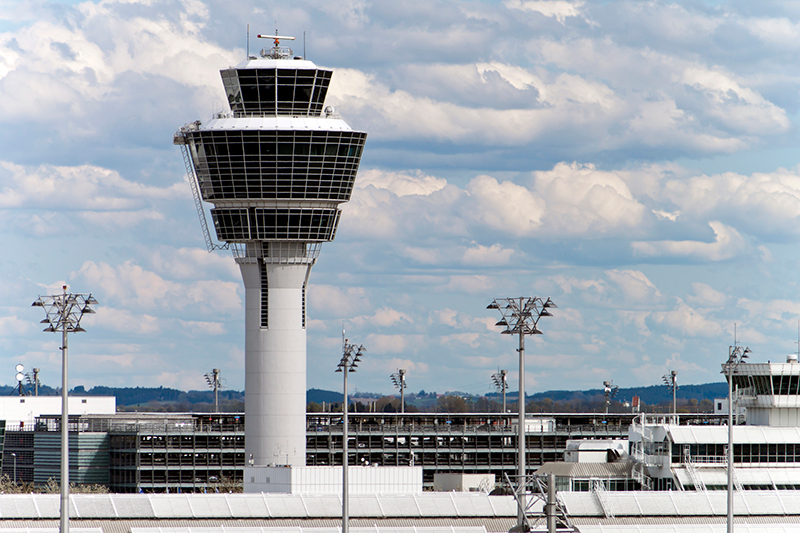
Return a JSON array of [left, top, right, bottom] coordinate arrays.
[[256, 30, 296, 59]]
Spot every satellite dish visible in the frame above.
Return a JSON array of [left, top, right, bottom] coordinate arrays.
[[15, 373, 24, 382], [15, 364, 23, 373]]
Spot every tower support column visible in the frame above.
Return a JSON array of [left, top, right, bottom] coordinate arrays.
[[240, 248, 312, 467]]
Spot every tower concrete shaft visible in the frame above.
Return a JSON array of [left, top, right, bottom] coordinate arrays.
[[175, 38, 367, 467]]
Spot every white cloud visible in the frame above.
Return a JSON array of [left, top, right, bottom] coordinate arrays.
[[309, 285, 371, 317], [531, 162, 648, 236], [147, 247, 239, 280], [467, 175, 545, 236], [356, 168, 446, 196], [687, 283, 727, 308], [0, 161, 186, 210], [505, 0, 585, 22], [0, 1, 238, 121], [651, 302, 723, 337], [365, 333, 423, 354], [462, 243, 515, 266], [443, 275, 495, 294], [73, 260, 241, 314], [632, 222, 746, 261], [605, 270, 662, 305]]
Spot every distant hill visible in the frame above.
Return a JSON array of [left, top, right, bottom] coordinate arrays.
[[0, 381, 728, 412]]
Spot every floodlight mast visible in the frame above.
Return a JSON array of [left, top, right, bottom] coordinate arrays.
[[492, 369, 508, 414], [723, 344, 750, 533], [390, 369, 407, 413], [603, 380, 619, 415], [174, 31, 367, 472], [32, 286, 97, 533], [662, 370, 678, 418], [205, 368, 221, 413], [487, 296, 556, 529], [336, 338, 365, 533]]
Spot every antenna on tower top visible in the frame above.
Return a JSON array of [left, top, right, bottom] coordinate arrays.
[[246, 24, 250, 59], [256, 29, 296, 59]]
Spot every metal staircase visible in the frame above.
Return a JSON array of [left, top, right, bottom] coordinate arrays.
[[591, 478, 614, 518], [683, 445, 706, 491]]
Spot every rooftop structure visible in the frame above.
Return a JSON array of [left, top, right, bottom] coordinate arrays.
[[726, 352, 800, 426], [174, 35, 367, 475]]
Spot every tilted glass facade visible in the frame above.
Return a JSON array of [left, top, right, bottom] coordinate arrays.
[[221, 68, 332, 116], [187, 130, 366, 202], [211, 208, 341, 242]]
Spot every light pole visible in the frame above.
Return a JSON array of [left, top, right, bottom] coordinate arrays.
[[336, 337, 365, 533], [33, 286, 97, 533], [390, 369, 406, 414], [662, 370, 678, 419], [603, 380, 619, 415], [492, 369, 508, 414], [11, 452, 16, 484], [26, 368, 40, 396], [724, 344, 750, 533], [205, 368, 221, 413], [487, 296, 556, 528]]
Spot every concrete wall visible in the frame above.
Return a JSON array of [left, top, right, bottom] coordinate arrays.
[[244, 465, 423, 494]]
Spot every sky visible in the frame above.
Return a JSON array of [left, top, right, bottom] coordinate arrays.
[[2, 0, 800, 399]]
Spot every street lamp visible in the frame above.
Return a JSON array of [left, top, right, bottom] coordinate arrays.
[[662, 370, 678, 419], [723, 344, 750, 533], [390, 369, 406, 414], [492, 369, 508, 414], [487, 296, 556, 528], [32, 285, 97, 533], [336, 336, 365, 533], [11, 452, 16, 484]]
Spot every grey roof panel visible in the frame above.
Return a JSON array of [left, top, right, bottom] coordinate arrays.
[[151, 495, 195, 518], [349, 495, 383, 517], [73, 495, 118, 518], [377, 495, 419, 517], [109, 495, 156, 518], [415, 494, 457, 517], [187, 495, 234, 518], [265, 495, 310, 518], [0, 495, 41, 519], [226, 494, 271, 518], [302, 495, 342, 518]]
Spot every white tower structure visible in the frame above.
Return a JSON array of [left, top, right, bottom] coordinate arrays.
[[174, 35, 367, 468]]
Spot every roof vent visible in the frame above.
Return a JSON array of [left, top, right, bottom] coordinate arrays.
[[788, 353, 798, 363]]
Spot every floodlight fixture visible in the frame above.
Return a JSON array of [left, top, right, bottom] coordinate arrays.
[[205, 368, 222, 413], [491, 369, 509, 414], [390, 369, 407, 414], [26, 368, 41, 396], [486, 296, 556, 528], [336, 333, 365, 533], [603, 380, 619, 415], [662, 370, 678, 417], [32, 285, 97, 533]]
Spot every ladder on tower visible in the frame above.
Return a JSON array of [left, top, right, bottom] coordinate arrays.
[[174, 125, 229, 253]]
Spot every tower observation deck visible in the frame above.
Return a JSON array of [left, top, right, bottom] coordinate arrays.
[[174, 35, 367, 469]]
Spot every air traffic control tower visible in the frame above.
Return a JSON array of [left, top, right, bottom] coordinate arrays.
[[174, 35, 367, 470]]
